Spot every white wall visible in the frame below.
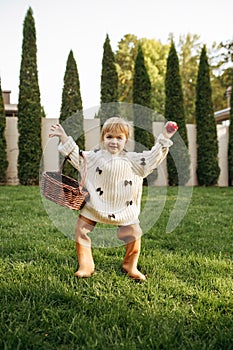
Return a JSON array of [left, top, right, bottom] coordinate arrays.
[[5, 117, 19, 185], [5, 117, 229, 186], [217, 124, 229, 187], [186, 124, 198, 186], [152, 122, 168, 186], [41, 118, 59, 172]]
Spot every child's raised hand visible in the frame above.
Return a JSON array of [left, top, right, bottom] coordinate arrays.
[[163, 121, 178, 139], [49, 124, 68, 144]]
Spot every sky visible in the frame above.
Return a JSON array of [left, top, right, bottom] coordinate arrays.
[[0, 0, 232, 118]]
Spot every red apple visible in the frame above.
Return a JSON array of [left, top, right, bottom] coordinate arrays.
[[166, 122, 178, 133]]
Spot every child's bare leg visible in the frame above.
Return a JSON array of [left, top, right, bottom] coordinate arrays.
[[75, 215, 96, 278], [117, 224, 146, 281]]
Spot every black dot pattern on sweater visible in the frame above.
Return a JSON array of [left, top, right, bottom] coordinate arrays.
[[96, 187, 103, 196], [108, 214, 116, 219], [96, 167, 102, 174], [140, 158, 146, 166], [124, 180, 132, 186]]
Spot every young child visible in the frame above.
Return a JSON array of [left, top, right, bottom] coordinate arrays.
[[49, 117, 178, 281]]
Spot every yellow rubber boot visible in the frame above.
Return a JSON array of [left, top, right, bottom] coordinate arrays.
[[74, 215, 95, 278], [122, 238, 146, 281]]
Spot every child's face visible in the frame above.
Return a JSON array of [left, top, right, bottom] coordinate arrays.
[[103, 131, 127, 154]]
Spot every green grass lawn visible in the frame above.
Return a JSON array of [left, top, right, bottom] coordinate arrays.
[[0, 186, 233, 350]]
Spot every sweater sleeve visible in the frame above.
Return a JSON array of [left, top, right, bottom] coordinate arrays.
[[58, 136, 81, 171], [128, 133, 173, 178]]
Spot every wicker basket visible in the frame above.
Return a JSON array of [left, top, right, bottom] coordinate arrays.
[[41, 153, 89, 211]]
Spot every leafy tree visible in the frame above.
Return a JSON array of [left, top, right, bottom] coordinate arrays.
[[195, 45, 220, 186], [18, 7, 42, 185], [0, 80, 8, 183], [165, 41, 190, 186], [177, 33, 201, 123], [140, 38, 169, 115], [228, 83, 233, 185], [116, 34, 232, 123], [115, 34, 138, 104], [208, 42, 232, 112], [220, 39, 233, 71], [116, 35, 168, 115], [177, 35, 231, 119], [99, 34, 119, 126], [60, 50, 84, 178]]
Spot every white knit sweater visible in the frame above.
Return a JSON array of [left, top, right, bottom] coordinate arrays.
[[58, 134, 173, 226]]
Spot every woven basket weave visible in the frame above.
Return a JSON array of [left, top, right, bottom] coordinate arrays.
[[41, 153, 89, 210]]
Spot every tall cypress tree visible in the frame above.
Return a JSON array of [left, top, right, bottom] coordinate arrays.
[[99, 34, 119, 126], [228, 84, 233, 185], [18, 7, 42, 185], [0, 80, 8, 184], [195, 46, 220, 186], [165, 41, 190, 185], [60, 51, 83, 124], [60, 49, 84, 150], [133, 44, 154, 152], [60, 50, 84, 178]]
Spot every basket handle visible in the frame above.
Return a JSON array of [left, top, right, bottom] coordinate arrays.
[[59, 151, 87, 189]]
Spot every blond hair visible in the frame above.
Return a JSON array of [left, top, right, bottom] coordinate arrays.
[[100, 117, 130, 142]]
